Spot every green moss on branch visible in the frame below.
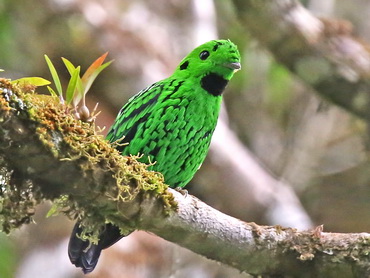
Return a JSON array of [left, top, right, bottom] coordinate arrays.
[[0, 78, 176, 238]]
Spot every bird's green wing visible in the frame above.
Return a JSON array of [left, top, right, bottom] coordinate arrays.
[[106, 81, 163, 153]]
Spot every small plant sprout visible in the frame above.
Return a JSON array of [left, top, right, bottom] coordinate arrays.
[[44, 53, 113, 122]]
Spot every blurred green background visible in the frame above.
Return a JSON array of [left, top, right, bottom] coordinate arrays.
[[1, 0, 370, 277]]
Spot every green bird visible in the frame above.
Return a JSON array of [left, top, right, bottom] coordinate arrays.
[[68, 39, 241, 273]]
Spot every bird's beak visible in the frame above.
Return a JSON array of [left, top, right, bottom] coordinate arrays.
[[224, 62, 241, 71]]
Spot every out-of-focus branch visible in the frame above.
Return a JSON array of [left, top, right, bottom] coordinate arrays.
[[2, 79, 370, 276], [232, 0, 370, 121], [210, 116, 313, 229]]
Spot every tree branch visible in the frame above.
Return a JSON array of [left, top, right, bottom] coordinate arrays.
[[147, 190, 370, 278], [0, 79, 172, 235], [232, 0, 370, 121], [1, 80, 370, 277]]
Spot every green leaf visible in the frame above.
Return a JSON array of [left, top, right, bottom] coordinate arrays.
[[44, 55, 63, 96], [11, 77, 51, 87], [65, 66, 80, 105], [81, 52, 112, 96], [72, 84, 84, 108], [47, 86, 58, 97], [62, 57, 83, 107], [62, 57, 77, 75], [82, 60, 112, 95]]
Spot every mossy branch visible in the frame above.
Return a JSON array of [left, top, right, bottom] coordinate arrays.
[[1, 79, 370, 277], [0, 78, 173, 236]]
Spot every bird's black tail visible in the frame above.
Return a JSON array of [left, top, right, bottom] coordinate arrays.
[[68, 222, 124, 274]]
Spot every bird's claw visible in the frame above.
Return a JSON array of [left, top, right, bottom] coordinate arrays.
[[174, 187, 188, 197]]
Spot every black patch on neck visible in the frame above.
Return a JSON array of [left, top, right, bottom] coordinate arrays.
[[201, 73, 228, 96], [180, 61, 189, 70]]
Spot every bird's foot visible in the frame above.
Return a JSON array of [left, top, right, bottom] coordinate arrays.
[[174, 187, 188, 197]]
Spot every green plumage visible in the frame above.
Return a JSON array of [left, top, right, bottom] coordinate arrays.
[[107, 39, 241, 188], [68, 39, 241, 273]]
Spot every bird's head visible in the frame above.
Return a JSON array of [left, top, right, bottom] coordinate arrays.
[[174, 39, 241, 96]]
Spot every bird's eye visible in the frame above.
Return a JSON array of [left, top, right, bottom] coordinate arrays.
[[199, 50, 210, 60]]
